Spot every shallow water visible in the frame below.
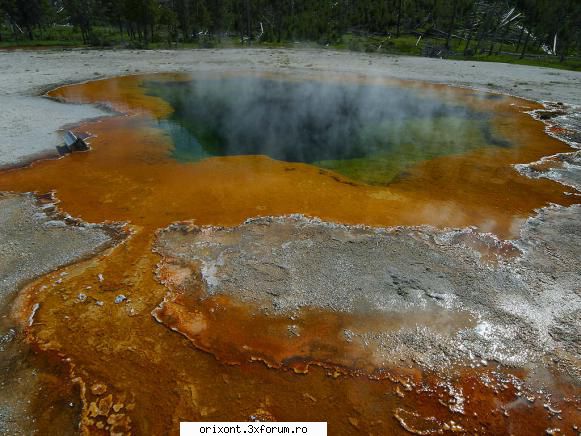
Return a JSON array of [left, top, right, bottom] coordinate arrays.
[[0, 72, 578, 435]]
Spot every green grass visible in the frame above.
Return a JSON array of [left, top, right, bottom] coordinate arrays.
[[1, 25, 579, 71], [333, 33, 580, 71], [0, 39, 80, 48], [451, 53, 581, 71], [333, 34, 421, 55], [0, 25, 128, 48]]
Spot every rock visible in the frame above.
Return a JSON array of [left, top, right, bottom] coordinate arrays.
[[535, 109, 567, 120], [90, 383, 107, 396], [62, 130, 90, 153]]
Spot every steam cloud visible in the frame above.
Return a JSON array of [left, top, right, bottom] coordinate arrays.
[[146, 75, 510, 184]]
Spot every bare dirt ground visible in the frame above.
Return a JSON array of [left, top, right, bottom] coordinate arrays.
[[0, 48, 580, 168]]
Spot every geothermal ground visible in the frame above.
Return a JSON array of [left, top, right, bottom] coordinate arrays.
[[0, 48, 579, 435], [154, 207, 580, 376]]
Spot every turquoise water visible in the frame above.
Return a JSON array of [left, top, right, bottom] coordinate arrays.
[[145, 77, 510, 185]]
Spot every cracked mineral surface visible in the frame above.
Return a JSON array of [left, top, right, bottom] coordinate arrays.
[[153, 205, 580, 378]]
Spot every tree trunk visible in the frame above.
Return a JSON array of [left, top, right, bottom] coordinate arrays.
[[239, 3, 244, 43], [496, 25, 511, 55], [474, 25, 487, 54], [559, 39, 568, 62], [474, 14, 493, 55], [463, 28, 473, 54], [276, 0, 283, 42], [445, 0, 457, 49], [515, 25, 524, 52], [290, 0, 295, 41], [143, 7, 149, 44], [396, 0, 402, 37], [487, 22, 501, 55], [245, 0, 251, 40], [432, 0, 439, 28], [520, 31, 530, 59]]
